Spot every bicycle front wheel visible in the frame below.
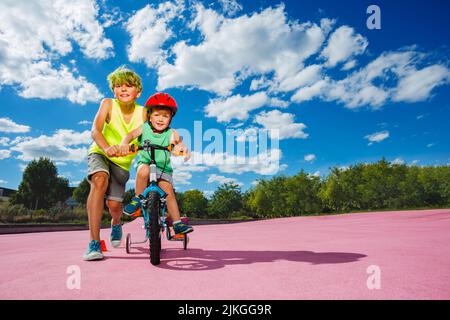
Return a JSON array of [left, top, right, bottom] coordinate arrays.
[[147, 191, 161, 265]]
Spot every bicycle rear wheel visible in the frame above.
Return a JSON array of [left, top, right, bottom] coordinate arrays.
[[147, 191, 161, 265]]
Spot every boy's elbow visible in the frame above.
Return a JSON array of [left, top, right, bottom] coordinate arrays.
[[91, 129, 99, 140]]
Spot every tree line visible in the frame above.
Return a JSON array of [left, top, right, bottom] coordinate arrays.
[[70, 157, 450, 218], [4, 157, 449, 223]]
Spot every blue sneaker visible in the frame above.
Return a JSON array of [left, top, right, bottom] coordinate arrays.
[[173, 222, 194, 234], [123, 196, 141, 216], [83, 240, 104, 261], [110, 222, 122, 248]]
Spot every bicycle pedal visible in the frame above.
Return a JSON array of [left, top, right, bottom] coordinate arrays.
[[131, 208, 142, 218]]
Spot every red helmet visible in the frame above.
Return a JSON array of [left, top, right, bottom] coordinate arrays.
[[145, 92, 178, 115]]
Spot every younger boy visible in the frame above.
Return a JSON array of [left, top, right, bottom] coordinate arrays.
[[121, 92, 194, 235]]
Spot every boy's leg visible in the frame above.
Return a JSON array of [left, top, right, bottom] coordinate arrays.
[[107, 199, 123, 225], [157, 179, 181, 221], [158, 179, 193, 234], [87, 171, 109, 241], [106, 163, 130, 247], [84, 153, 111, 260], [123, 164, 149, 216], [107, 199, 123, 248], [86, 153, 112, 242], [136, 164, 150, 195]]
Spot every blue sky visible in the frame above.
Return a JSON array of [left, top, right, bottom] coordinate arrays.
[[0, 0, 449, 196]]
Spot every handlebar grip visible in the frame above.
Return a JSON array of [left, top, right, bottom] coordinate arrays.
[[169, 143, 184, 155]]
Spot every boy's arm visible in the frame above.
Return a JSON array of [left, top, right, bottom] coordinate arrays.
[[142, 107, 148, 122], [91, 98, 118, 157], [170, 129, 190, 161], [118, 126, 142, 156], [121, 127, 142, 145]]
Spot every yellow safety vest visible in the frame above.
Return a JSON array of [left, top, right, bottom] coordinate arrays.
[[88, 99, 145, 171]]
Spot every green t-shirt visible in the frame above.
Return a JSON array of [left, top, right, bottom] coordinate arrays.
[[137, 122, 173, 174]]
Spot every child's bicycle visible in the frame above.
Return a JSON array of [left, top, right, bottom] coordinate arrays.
[[125, 139, 189, 265]]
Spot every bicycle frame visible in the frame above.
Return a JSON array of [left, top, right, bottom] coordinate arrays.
[[125, 140, 188, 263]]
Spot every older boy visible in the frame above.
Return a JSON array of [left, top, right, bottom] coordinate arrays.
[[83, 66, 146, 261]]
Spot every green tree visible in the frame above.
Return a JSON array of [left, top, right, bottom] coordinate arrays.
[[181, 189, 208, 218], [418, 166, 450, 206], [208, 183, 243, 218], [53, 177, 72, 205], [12, 158, 61, 210], [247, 176, 288, 218], [73, 178, 90, 206], [175, 190, 184, 213], [283, 171, 323, 215]]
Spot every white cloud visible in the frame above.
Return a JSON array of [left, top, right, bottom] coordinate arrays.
[[291, 79, 328, 103], [218, 0, 243, 17], [342, 59, 357, 71], [250, 76, 271, 91], [10, 129, 92, 163], [0, 138, 10, 146], [393, 64, 450, 102], [0, 150, 12, 160], [320, 26, 368, 67], [0, 179, 8, 184], [182, 149, 284, 175], [0, 118, 31, 133], [98, 3, 125, 28], [292, 50, 450, 109], [365, 130, 389, 145], [392, 158, 405, 165], [205, 91, 270, 122], [232, 127, 259, 143], [157, 4, 328, 96], [78, 120, 93, 126], [171, 155, 210, 185], [173, 170, 192, 185], [304, 154, 316, 162], [0, 0, 110, 104], [125, 1, 184, 68], [274, 64, 323, 93], [207, 174, 242, 186], [254, 110, 308, 140], [18, 62, 103, 104]]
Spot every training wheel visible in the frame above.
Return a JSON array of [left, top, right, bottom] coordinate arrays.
[[184, 234, 188, 250], [126, 233, 131, 254]]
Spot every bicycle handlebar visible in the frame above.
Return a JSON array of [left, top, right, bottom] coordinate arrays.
[[129, 140, 185, 156]]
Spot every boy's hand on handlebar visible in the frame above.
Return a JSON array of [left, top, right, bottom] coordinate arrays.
[[118, 144, 131, 156], [172, 144, 190, 161], [105, 145, 120, 157]]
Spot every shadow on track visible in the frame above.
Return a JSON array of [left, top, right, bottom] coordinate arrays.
[[110, 247, 367, 271]]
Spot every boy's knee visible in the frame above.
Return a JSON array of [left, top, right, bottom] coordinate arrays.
[[137, 165, 149, 178], [90, 172, 109, 191], [107, 200, 122, 212], [160, 181, 175, 197]]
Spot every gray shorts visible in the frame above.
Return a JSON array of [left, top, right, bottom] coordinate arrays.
[[136, 163, 173, 184], [87, 153, 130, 202]]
